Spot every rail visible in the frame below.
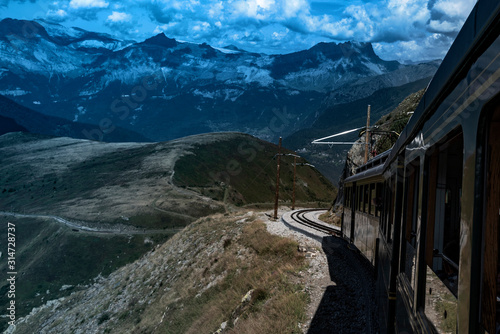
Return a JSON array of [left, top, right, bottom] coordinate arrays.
[[289, 209, 342, 237]]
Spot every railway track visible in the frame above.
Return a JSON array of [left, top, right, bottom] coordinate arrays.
[[289, 209, 342, 237]]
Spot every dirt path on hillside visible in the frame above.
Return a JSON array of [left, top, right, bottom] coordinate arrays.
[[0, 211, 181, 235]]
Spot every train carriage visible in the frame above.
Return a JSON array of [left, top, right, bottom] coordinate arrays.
[[341, 1, 500, 332]]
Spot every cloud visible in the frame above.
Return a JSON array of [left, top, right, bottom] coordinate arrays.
[[69, 0, 108, 9], [431, 0, 476, 19], [374, 33, 454, 62], [426, 0, 475, 36], [104, 10, 136, 34], [46, 9, 68, 22], [28, 0, 476, 61], [107, 11, 131, 22]]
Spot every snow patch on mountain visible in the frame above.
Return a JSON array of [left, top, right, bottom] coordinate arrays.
[[362, 61, 385, 75], [72, 40, 120, 50], [212, 46, 241, 54], [192, 88, 244, 102], [0, 88, 29, 96], [236, 66, 273, 86], [102, 64, 159, 86], [223, 89, 244, 102], [193, 89, 214, 99], [35, 19, 84, 40], [72, 105, 87, 122]]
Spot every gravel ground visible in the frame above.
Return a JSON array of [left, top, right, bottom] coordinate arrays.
[[260, 208, 379, 334]]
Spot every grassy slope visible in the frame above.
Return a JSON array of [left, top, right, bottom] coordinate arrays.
[[172, 133, 336, 207], [12, 212, 309, 334]]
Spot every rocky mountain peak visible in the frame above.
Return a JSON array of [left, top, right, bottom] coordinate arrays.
[[140, 32, 178, 48], [307, 41, 378, 61]]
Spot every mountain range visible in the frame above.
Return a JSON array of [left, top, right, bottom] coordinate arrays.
[[0, 18, 438, 148]]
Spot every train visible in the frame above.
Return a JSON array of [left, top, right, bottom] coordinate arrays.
[[341, 0, 500, 333]]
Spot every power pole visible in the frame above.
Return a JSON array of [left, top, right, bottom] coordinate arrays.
[[273, 137, 282, 220], [292, 155, 297, 210], [364, 104, 371, 164]]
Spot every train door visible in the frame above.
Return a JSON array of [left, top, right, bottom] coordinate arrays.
[[480, 104, 500, 334]]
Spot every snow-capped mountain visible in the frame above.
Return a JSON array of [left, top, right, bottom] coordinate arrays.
[[0, 18, 438, 142]]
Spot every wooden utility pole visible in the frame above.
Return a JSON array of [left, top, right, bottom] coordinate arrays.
[[273, 137, 282, 220], [292, 155, 297, 210], [364, 104, 371, 164]]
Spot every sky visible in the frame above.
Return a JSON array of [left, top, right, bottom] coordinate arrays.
[[0, 0, 478, 62]]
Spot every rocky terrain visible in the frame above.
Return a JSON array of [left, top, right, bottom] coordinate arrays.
[[345, 88, 426, 174], [285, 78, 431, 183]]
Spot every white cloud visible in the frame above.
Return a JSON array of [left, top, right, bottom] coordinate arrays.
[[46, 9, 68, 21], [192, 21, 210, 32], [153, 22, 179, 35], [69, 0, 109, 9], [272, 28, 289, 40], [232, 0, 274, 20], [107, 11, 132, 22], [374, 33, 453, 62], [432, 0, 477, 19], [428, 19, 462, 33], [280, 0, 309, 19]]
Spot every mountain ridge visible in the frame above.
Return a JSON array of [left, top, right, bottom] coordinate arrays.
[[0, 18, 439, 143]]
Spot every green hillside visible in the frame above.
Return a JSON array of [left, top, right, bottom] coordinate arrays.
[[173, 133, 336, 206]]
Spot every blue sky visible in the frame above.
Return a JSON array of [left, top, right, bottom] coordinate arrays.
[[0, 0, 477, 62]]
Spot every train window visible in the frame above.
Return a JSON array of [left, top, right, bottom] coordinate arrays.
[[369, 183, 376, 216], [423, 131, 462, 291], [381, 181, 390, 237], [364, 184, 369, 213], [345, 186, 351, 209], [387, 177, 395, 242], [360, 185, 364, 212], [375, 183, 382, 217], [422, 132, 462, 333], [350, 187, 353, 209], [402, 158, 420, 293]]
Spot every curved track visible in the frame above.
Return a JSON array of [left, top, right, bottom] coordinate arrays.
[[290, 209, 341, 237]]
